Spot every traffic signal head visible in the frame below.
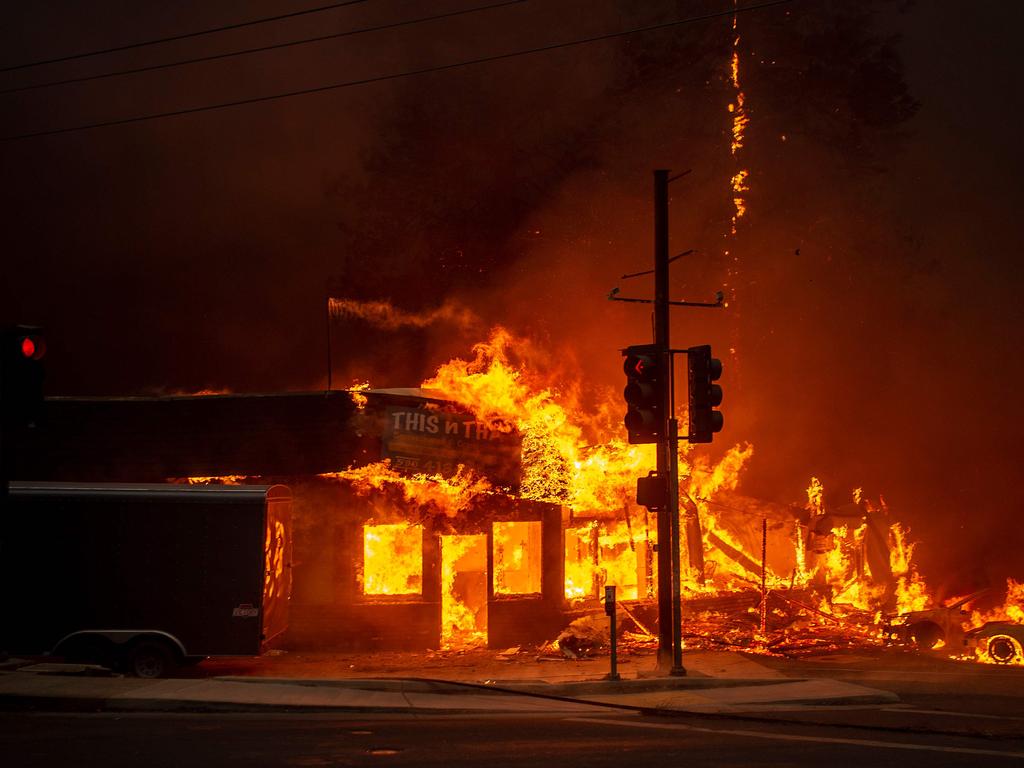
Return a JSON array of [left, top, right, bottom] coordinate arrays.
[[622, 343, 665, 444], [687, 344, 723, 444], [2, 326, 46, 429]]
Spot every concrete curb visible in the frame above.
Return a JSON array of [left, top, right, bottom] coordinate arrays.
[[0, 672, 899, 715], [0, 694, 521, 716], [213, 675, 797, 695]]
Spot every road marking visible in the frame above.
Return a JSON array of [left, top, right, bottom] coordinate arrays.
[[565, 717, 1024, 759], [789, 667, 1024, 677], [883, 706, 1024, 722]]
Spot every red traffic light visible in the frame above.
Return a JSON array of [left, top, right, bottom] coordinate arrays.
[[19, 335, 45, 360], [623, 353, 658, 380], [622, 344, 664, 445]]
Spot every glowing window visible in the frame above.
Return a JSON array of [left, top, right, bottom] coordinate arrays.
[[565, 525, 598, 600], [564, 523, 648, 601], [362, 524, 423, 595], [493, 521, 541, 595]]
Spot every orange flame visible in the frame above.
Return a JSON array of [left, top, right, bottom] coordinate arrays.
[[890, 522, 930, 614], [362, 523, 422, 595]]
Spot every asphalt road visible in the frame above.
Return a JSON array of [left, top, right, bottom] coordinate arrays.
[[747, 647, 1024, 726], [5, 710, 1024, 768]]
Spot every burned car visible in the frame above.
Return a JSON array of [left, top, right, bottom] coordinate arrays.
[[885, 590, 987, 650], [965, 622, 1024, 664]]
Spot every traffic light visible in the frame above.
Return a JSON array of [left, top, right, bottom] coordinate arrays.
[[687, 344, 723, 443], [1, 326, 46, 429], [622, 343, 665, 444], [636, 471, 667, 509]]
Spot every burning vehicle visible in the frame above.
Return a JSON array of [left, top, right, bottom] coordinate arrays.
[[886, 580, 1024, 665], [965, 623, 1024, 665]]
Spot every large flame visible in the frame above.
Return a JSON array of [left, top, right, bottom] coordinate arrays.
[[972, 579, 1024, 627]]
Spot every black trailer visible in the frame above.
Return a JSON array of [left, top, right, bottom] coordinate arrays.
[[1, 481, 291, 677]]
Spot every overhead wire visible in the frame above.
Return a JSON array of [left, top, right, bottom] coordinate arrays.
[[1, 0, 796, 142], [0, 0, 373, 73], [0, 0, 527, 96]]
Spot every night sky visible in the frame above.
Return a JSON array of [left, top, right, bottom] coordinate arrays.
[[2, 0, 1022, 592]]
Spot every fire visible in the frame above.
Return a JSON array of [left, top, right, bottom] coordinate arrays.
[[349, 380, 370, 409], [181, 324, 1005, 664], [728, 8, 750, 234], [323, 461, 494, 518], [264, 517, 287, 599], [563, 516, 655, 602], [564, 522, 599, 600], [976, 635, 1024, 667], [730, 170, 749, 231], [183, 475, 245, 485], [972, 579, 1024, 626], [964, 580, 1024, 666], [423, 328, 631, 509], [417, 328, 934, 623], [362, 523, 423, 595], [441, 535, 487, 649], [493, 521, 541, 594], [806, 477, 824, 515], [890, 522, 930, 614]]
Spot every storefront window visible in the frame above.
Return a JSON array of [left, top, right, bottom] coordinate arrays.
[[362, 523, 423, 595]]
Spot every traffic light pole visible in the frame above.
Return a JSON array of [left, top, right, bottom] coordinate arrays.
[[653, 169, 685, 676]]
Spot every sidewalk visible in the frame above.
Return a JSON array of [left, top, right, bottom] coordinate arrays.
[[0, 651, 898, 715]]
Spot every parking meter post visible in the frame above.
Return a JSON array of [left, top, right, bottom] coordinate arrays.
[[605, 585, 620, 682]]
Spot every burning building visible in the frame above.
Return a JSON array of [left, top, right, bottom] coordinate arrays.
[[12, 328, 1022, 663]]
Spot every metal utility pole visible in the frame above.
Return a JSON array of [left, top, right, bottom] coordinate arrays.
[[614, 171, 723, 677], [653, 170, 685, 676]]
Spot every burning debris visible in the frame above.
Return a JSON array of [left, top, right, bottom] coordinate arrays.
[[413, 328, 1021, 663]]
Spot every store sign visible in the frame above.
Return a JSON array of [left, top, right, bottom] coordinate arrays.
[[382, 406, 521, 488]]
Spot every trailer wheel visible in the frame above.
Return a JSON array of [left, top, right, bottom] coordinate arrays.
[[987, 635, 1021, 664], [124, 639, 178, 679]]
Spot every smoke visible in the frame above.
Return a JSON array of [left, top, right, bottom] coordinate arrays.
[[328, 298, 482, 332], [3, 1, 1022, 591]]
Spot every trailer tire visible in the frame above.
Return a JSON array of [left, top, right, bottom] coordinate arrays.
[[124, 638, 178, 679]]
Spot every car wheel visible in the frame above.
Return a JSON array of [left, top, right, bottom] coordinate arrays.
[[909, 622, 944, 650], [987, 635, 1021, 664], [124, 639, 178, 679]]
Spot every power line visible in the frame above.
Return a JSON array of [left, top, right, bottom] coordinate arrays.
[[1, 0, 526, 96], [2, 0, 796, 142], [0, 0, 373, 73]]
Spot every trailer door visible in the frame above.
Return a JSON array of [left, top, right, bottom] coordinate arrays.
[[261, 489, 292, 647]]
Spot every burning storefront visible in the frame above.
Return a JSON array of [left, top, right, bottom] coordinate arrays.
[[13, 329, 1022, 663]]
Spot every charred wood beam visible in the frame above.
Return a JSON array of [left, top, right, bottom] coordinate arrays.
[[706, 529, 763, 579]]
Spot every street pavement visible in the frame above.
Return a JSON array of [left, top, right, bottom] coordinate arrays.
[[5, 648, 1024, 766], [0, 649, 898, 715]]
